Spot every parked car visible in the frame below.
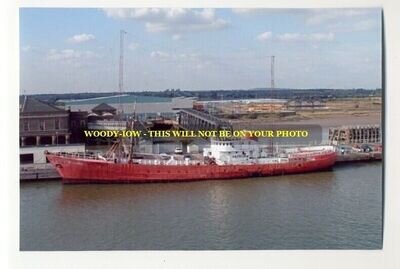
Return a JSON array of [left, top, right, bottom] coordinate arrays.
[[159, 153, 169, 159], [174, 148, 183, 154], [360, 144, 373, 152]]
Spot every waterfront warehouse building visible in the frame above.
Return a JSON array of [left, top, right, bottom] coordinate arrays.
[[20, 95, 71, 147], [19, 96, 85, 164]]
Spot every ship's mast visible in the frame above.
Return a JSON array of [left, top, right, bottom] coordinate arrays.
[[116, 30, 127, 160], [128, 98, 137, 161]]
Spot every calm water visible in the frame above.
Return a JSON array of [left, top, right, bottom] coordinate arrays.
[[20, 162, 382, 250]]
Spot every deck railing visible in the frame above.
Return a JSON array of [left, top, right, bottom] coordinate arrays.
[[87, 120, 128, 130], [47, 151, 205, 166]]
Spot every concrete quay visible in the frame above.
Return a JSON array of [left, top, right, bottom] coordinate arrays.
[[20, 163, 60, 181]]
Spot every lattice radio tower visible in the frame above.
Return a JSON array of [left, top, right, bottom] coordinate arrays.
[[118, 30, 127, 114], [269, 55, 275, 89]]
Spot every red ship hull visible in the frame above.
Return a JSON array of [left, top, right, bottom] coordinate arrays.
[[46, 151, 337, 184]]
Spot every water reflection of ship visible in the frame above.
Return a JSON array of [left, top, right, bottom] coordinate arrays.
[[58, 183, 176, 207], [57, 169, 336, 208]]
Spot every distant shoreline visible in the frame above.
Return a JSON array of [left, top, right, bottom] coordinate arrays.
[[26, 88, 381, 104]]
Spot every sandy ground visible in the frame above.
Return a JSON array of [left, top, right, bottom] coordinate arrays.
[[280, 113, 381, 127], [231, 97, 382, 128], [231, 113, 381, 129]]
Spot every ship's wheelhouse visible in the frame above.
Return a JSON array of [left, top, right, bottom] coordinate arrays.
[[203, 138, 271, 165]]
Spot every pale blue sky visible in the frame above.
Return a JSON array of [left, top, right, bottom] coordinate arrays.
[[20, 8, 382, 94]]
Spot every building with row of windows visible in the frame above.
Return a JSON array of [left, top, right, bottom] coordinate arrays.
[[19, 96, 86, 164], [20, 96, 71, 147]]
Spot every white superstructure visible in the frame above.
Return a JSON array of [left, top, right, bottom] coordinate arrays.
[[203, 138, 282, 165], [203, 138, 336, 165]]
